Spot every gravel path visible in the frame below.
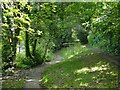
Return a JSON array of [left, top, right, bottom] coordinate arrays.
[[22, 53, 62, 89]]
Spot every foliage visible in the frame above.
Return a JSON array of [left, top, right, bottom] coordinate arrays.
[[88, 2, 120, 55], [16, 51, 44, 69], [2, 2, 120, 75], [35, 44, 55, 62], [45, 50, 56, 62], [16, 53, 33, 69], [2, 1, 31, 73], [77, 29, 88, 44], [15, 45, 55, 69]]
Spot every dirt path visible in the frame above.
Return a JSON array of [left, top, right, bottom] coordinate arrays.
[[22, 53, 62, 89]]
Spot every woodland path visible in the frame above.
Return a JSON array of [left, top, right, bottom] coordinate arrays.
[[22, 48, 120, 89], [22, 53, 62, 89]]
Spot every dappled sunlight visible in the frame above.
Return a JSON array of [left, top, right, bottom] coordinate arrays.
[[75, 78, 82, 81], [26, 79, 35, 82], [40, 45, 119, 88], [96, 61, 110, 67], [81, 45, 86, 48], [67, 52, 80, 59], [68, 55, 74, 59], [47, 60, 61, 65], [43, 78, 48, 83], [74, 67, 90, 74], [52, 85, 58, 88], [65, 53, 68, 56], [91, 66, 107, 72], [40, 76, 48, 84], [59, 43, 89, 61], [79, 82, 88, 87], [74, 65, 108, 74]]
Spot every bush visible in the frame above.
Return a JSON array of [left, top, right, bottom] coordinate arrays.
[[88, 31, 120, 55], [45, 50, 55, 62], [33, 50, 44, 65], [15, 44, 55, 69], [16, 53, 32, 69], [36, 44, 55, 62], [16, 51, 44, 69], [77, 30, 88, 45]]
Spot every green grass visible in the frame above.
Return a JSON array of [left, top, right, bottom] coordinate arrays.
[[40, 44, 119, 88], [58, 43, 89, 61], [0, 43, 2, 73], [2, 79, 25, 89]]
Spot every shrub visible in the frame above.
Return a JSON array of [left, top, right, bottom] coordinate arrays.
[[15, 44, 55, 69], [36, 44, 55, 62], [45, 50, 55, 62], [33, 50, 44, 65], [16, 53, 32, 69], [16, 52, 44, 69], [88, 31, 120, 55], [77, 30, 88, 45]]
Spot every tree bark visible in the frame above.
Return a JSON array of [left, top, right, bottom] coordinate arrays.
[[32, 38, 37, 56], [25, 31, 32, 58]]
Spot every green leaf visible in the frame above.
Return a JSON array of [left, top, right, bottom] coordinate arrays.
[[16, 36, 22, 41]]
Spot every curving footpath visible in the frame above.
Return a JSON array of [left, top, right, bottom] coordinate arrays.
[[23, 53, 62, 89]]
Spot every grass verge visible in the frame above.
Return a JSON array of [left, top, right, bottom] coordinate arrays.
[[58, 43, 89, 61], [40, 44, 119, 88], [2, 79, 25, 89]]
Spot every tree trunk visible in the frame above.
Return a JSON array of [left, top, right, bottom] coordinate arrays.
[[10, 28, 20, 68], [32, 38, 37, 56], [18, 41, 20, 53], [25, 31, 32, 58]]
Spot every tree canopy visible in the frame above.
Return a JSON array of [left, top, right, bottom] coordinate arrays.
[[1, 2, 120, 75]]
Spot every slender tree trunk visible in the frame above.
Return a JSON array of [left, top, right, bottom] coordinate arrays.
[[32, 38, 37, 56], [25, 31, 32, 58], [18, 41, 20, 53], [10, 28, 20, 68]]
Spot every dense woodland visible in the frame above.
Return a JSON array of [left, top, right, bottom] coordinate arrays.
[[1, 1, 120, 89]]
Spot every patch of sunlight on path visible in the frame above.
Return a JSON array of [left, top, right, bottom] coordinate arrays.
[[23, 53, 62, 89]]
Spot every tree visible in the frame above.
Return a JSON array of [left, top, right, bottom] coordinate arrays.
[[2, 1, 31, 72]]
